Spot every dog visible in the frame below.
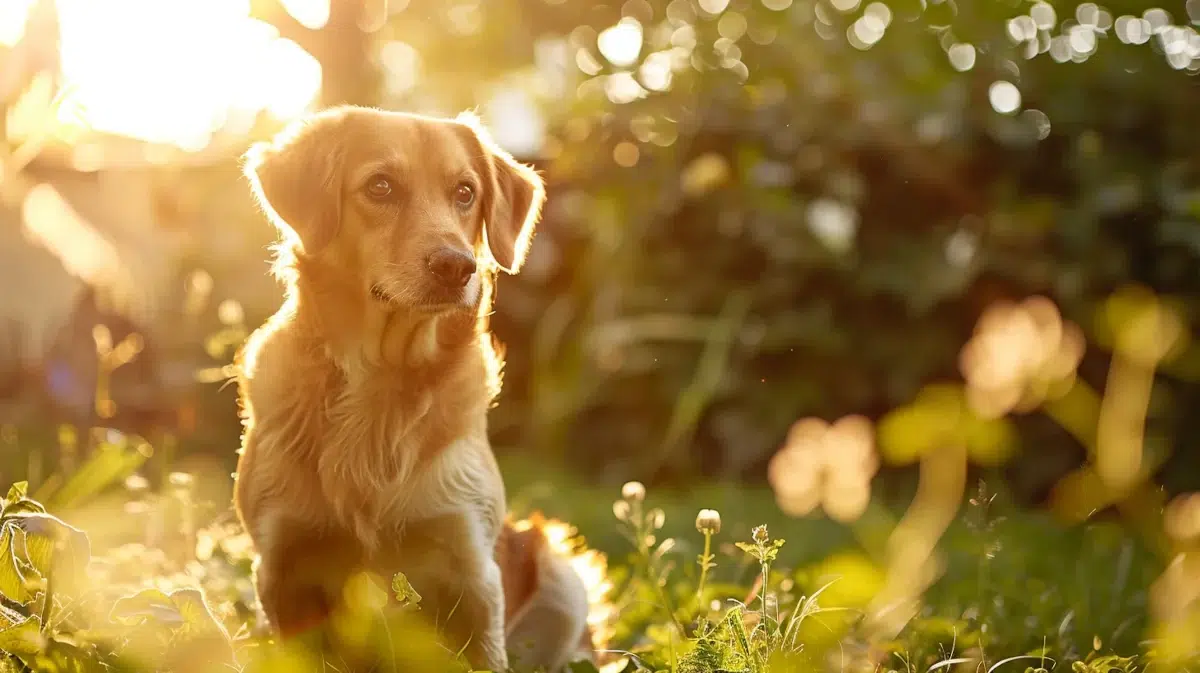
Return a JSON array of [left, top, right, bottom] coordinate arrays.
[[231, 105, 599, 671]]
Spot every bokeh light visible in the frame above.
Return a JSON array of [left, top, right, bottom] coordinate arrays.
[[989, 81, 1022, 115], [768, 415, 878, 524], [598, 18, 643, 67]]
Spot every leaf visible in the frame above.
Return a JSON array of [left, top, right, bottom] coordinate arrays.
[[168, 588, 228, 636], [111, 587, 227, 637], [0, 597, 25, 628], [567, 660, 602, 673], [43, 440, 149, 511], [110, 589, 183, 627], [26, 639, 116, 673], [391, 571, 423, 607], [9, 513, 91, 582], [0, 500, 47, 519], [4, 483, 28, 505], [0, 616, 44, 656], [0, 525, 30, 604]]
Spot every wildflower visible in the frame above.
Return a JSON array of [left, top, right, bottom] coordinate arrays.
[[751, 524, 769, 545], [621, 480, 646, 502], [695, 509, 722, 535], [768, 415, 878, 523], [612, 500, 631, 522], [647, 508, 666, 530], [695, 509, 721, 601]]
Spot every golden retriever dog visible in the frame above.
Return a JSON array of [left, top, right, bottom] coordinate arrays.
[[232, 105, 596, 671]]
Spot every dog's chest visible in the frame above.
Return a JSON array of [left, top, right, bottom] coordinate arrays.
[[310, 370, 484, 544]]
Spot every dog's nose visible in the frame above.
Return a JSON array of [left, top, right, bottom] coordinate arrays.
[[427, 248, 477, 289]]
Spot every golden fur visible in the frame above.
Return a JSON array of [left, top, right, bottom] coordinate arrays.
[[232, 105, 590, 671]]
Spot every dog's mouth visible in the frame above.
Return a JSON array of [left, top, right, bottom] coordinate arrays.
[[369, 283, 477, 313]]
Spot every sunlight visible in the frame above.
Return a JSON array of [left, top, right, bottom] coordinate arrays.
[[597, 18, 642, 67], [52, 0, 321, 151], [21, 182, 124, 291], [484, 86, 545, 157], [279, 0, 330, 30], [0, 0, 37, 46]]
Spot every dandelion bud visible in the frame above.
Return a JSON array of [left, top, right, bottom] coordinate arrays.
[[621, 481, 646, 502], [695, 509, 722, 535], [648, 508, 666, 530], [612, 500, 631, 521]]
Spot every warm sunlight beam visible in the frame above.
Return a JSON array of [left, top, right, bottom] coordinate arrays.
[[0, 0, 38, 47], [280, 0, 330, 30], [54, 0, 322, 151], [21, 182, 124, 288]]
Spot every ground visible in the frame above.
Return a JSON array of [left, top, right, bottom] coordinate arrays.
[[1, 441, 1197, 673]]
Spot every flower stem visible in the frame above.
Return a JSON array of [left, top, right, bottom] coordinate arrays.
[[697, 530, 713, 602], [758, 558, 771, 627]]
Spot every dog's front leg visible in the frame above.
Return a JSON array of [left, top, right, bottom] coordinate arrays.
[[445, 516, 508, 672], [250, 512, 360, 638]]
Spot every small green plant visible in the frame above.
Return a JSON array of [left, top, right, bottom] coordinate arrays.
[[391, 571, 423, 610], [735, 525, 785, 628], [0, 480, 238, 673]]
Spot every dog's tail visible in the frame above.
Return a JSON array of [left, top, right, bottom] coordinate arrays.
[[500, 512, 616, 671]]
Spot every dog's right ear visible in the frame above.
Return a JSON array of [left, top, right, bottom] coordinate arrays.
[[243, 110, 348, 254]]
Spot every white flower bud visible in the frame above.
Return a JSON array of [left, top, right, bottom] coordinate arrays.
[[695, 509, 722, 535]]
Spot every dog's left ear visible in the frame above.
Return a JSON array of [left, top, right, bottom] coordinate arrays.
[[456, 112, 546, 274]]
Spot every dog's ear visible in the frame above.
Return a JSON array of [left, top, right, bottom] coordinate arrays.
[[243, 109, 348, 254], [456, 112, 546, 275]]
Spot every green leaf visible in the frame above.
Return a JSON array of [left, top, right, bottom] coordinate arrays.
[[0, 525, 29, 604], [4, 483, 28, 506], [16, 638, 121, 673], [0, 500, 47, 519], [391, 571, 423, 607], [567, 660, 602, 673], [0, 597, 25, 628], [0, 616, 44, 656], [110, 587, 227, 638], [9, 512, 90, 581], [110, 588, 184, 627], [167, 588, 228, 636], [43, 440, 149, 511]]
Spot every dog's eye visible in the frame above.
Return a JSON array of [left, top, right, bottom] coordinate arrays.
[[366, 175, 393, 200], [453, 182, 475, 208]]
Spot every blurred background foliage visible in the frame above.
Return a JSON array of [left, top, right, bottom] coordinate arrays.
[[0, 0, 1198, 504]]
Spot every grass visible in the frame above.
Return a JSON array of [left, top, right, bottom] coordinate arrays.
[[0, 436, 1197, 673]]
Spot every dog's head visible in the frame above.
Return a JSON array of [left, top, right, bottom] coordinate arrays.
[[243, 106, 545, 313]]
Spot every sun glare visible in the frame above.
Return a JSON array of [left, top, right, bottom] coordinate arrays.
[[21, 182, 124, 289], [279, 0, 330, 30], [48, 0, 322, 151], [0, 0, 37, 47]]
